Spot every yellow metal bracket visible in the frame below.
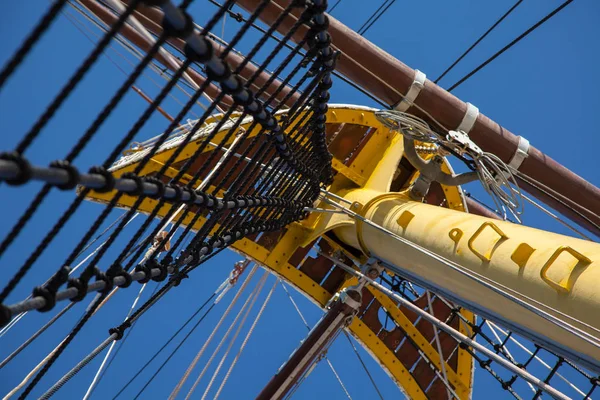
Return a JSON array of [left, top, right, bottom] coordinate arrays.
[[468, 222, 508, 262], [347, 318, 428, 400], [368, 288, 471, 399], [331, 158, 366, 186], [540, 246, 591, 293], [449, 228, 463, 244]]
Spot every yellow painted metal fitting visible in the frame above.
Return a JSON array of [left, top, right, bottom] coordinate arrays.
[[467, 222, 508, 262], [540, 246, 592, 293]]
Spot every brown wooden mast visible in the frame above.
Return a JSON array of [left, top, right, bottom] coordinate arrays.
[[235, 0, 600, 236], [117, 0, 301, 106], [80, 0, 300, 110]]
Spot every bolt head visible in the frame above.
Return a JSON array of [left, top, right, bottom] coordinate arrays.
[[367, 268, 379, 279]]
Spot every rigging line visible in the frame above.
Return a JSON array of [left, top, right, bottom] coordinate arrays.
[[0, 212, 140, 339], [328, 0, 343, 15], [211, 278, 279, 400], [0, 303, 74, 370], [99, 0, 222, 112], [425, 291, 451, 400], [46, 246, 228, 400], [168, 263, 258, 399], [357, 0, 391, 35], [19, 293, 107, 399], [207, 0, 387, 108], [447, 0, 575, 92], [284, 329, 348, 400], [69, 0, 208, 115], [342, 332, 386, 400], [67, 0, 208, 115], [131, 263, 255, 400], [357, 0, 390, 34], [87, 282, 161, 397], [511, 167, 600, 234], [434, 0, 523, 84], [280, 282, 360, 400], [3, 315, 82, 400], [0, 0, 67, 90], [487, 321, 589, 397], [27, 254, 179, 400], [359, 0, 396, 36], [328, 257, 571, 400], [63, 5, 197, 119], [185, 271, 269, 400], [111, 293, 219, 399], [82, 280, 151, 400], [485, 322, 538, 395], [38, 278, 178, 400], [319, 193, 600, 344], [520, 192, 591, 241]]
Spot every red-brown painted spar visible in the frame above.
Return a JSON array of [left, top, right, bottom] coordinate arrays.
[[235, 0, 600, 236], [117, 0, 300, 106], [255, 299, 355, 400], [80, 0, 234, 109]]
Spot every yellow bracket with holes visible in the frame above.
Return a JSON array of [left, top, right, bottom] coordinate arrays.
[[449, 228, 463, 244], [369, 287, 472, 399]]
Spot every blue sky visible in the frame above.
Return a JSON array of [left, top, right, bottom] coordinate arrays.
[[1, 0, 599, 399]]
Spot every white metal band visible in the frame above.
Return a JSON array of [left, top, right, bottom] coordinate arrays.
[[508, 136, 530, 170], [457, 102, 479, 133], [394, 69, 426, 112]]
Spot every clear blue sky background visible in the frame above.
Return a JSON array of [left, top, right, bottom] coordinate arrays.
[[1, 0, 599, 399]]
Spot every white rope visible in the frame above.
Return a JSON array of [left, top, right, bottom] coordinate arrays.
[[426, 290, 451, 400], [2, 288, 104, 400], [487, 321, 588, 397], [473, 151, 523, 223], [321, 254, 570, 400], [375, 109, 524, 221], [212, 279, 279, 400], [168, 264, 258, 399], [279, 283, 353, 400], [0, 212, 139, 338], [200, 274, 271, 400], [2, 336, 67, 400], [184, 271, 269, 399], [520, 192, 591, 240], [485, 322, 537, 395], [82, 280, 150, 400]]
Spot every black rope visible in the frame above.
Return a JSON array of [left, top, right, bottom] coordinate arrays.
[[132, 302, 217, 399], [111, 292, 215, 399], [0, 302, 74, 370], [434, 0, 523, 84], [328, 0, 343, 15], [1, 0, 335, 396], [357, 0, 396, 36], [0, 0, 69, 90], [19, 293, 106, 399], [357, 0, 390, 35], [447, 0, 574, 92]]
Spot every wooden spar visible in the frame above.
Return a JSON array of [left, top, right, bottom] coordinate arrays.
[[256, 293, 362, 400], [234, 0, 600, 236], [117, 0, 301, 107], [79, 0, 234, 109]]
